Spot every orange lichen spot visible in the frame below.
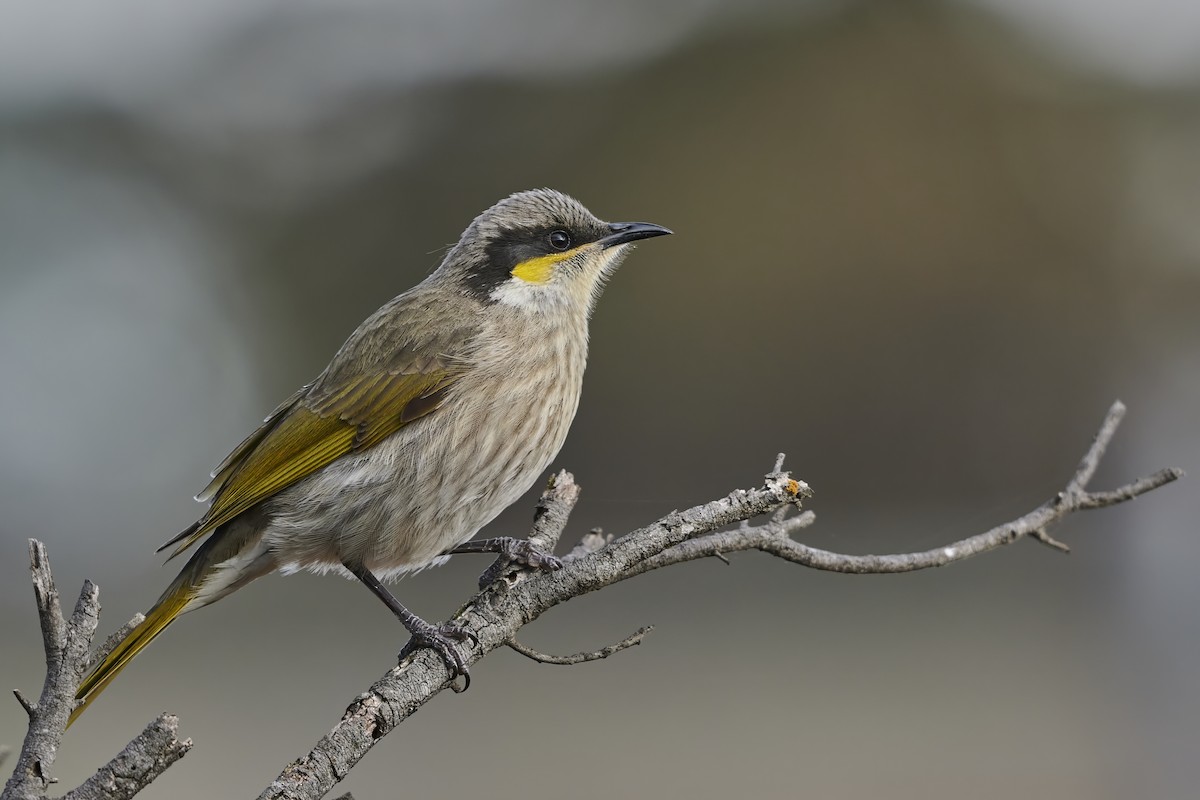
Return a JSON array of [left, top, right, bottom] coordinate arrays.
[[786, 479, 801, 496]]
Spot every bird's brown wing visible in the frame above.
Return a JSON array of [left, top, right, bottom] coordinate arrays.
[[158, 365, 457, 561], [193, 385, 311, 504]]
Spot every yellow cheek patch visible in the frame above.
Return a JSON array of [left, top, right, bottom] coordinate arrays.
[[511, 247, 582, 284]]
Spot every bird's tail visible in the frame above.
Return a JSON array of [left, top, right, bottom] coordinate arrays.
[[69, 574, 196, 727], [69, 517, 268, 727]]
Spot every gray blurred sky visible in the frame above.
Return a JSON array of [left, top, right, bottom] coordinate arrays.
[[2, 0, 1200, 116]]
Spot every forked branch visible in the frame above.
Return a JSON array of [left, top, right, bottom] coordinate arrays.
[[3, 401, 1182, 800], [261, 400, 1180, 800], [2, 546, 190, 800]]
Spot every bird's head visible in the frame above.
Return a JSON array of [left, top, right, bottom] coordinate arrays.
[[440, 188, 671, 315]]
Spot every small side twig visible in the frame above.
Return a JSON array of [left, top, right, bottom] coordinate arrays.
[[1065, 399, 1125, 495], [1077, 468, 1181, 509], [11, 692, 35, 721], [563, 529, 610, 563], [85, 614, 145, 674], [507, 626, 655, 665], [527, 470, 582, 554], [1030, 528, 1071, 553]]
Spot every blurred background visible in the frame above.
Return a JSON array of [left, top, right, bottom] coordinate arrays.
[[2, 0, 1197, 797]]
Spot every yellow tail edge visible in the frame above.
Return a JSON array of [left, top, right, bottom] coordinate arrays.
[[68, 587, 192, 727]]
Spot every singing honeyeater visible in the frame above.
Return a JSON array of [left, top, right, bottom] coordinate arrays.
[[71, 188, 670, 723]]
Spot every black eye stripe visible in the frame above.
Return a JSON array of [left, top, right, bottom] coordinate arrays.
[[467, 221, 606, 300]]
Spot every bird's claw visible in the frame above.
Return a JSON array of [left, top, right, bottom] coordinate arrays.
[[501, 538, 563, 570], [478, 537, 563, 588], [399, 621, 477, 691]]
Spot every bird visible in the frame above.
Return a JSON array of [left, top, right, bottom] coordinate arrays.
[[70, 188, 671, 724]]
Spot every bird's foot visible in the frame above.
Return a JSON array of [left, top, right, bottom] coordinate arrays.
[[398, 618, 478, 691], [452, 536, 563, 588], [491, 536, 564, 571]]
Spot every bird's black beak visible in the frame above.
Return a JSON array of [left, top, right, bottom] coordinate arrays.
[[599, 221, 673, 248]]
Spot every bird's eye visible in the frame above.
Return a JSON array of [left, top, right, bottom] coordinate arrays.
[[548, 230, 572, 251]]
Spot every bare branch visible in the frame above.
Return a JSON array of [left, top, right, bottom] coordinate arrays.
[[4, 401, 1180, 800], [3, 547, 189, 800], [260, 470, 806, 800], [260, 402, 1179, 800], [507, 626, 654, 665], [3, 542, 100, 800], [752, 410, 1182, 575], [85, 615, 145, 675], [61, 716, 191, 800], [622, 510, 817, 580]]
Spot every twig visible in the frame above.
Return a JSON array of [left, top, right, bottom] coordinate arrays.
[[85, 615, 145, 674], [753, 405, 1181, 575], [1077, 468, 1182, 509], [563, 529, 610, 563], [1030, 528, 1071, 554], [11, 693, 35, 721], [621, 510, 816, 579], [260, 401, 1179, 800], [1065, 399, 1125, 495], [507, 626, 654, 665], [527, 470, 582, 553]]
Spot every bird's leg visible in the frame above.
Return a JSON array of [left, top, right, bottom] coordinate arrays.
[[448, 537, 563, 588], [345, 562, 475, 690]]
